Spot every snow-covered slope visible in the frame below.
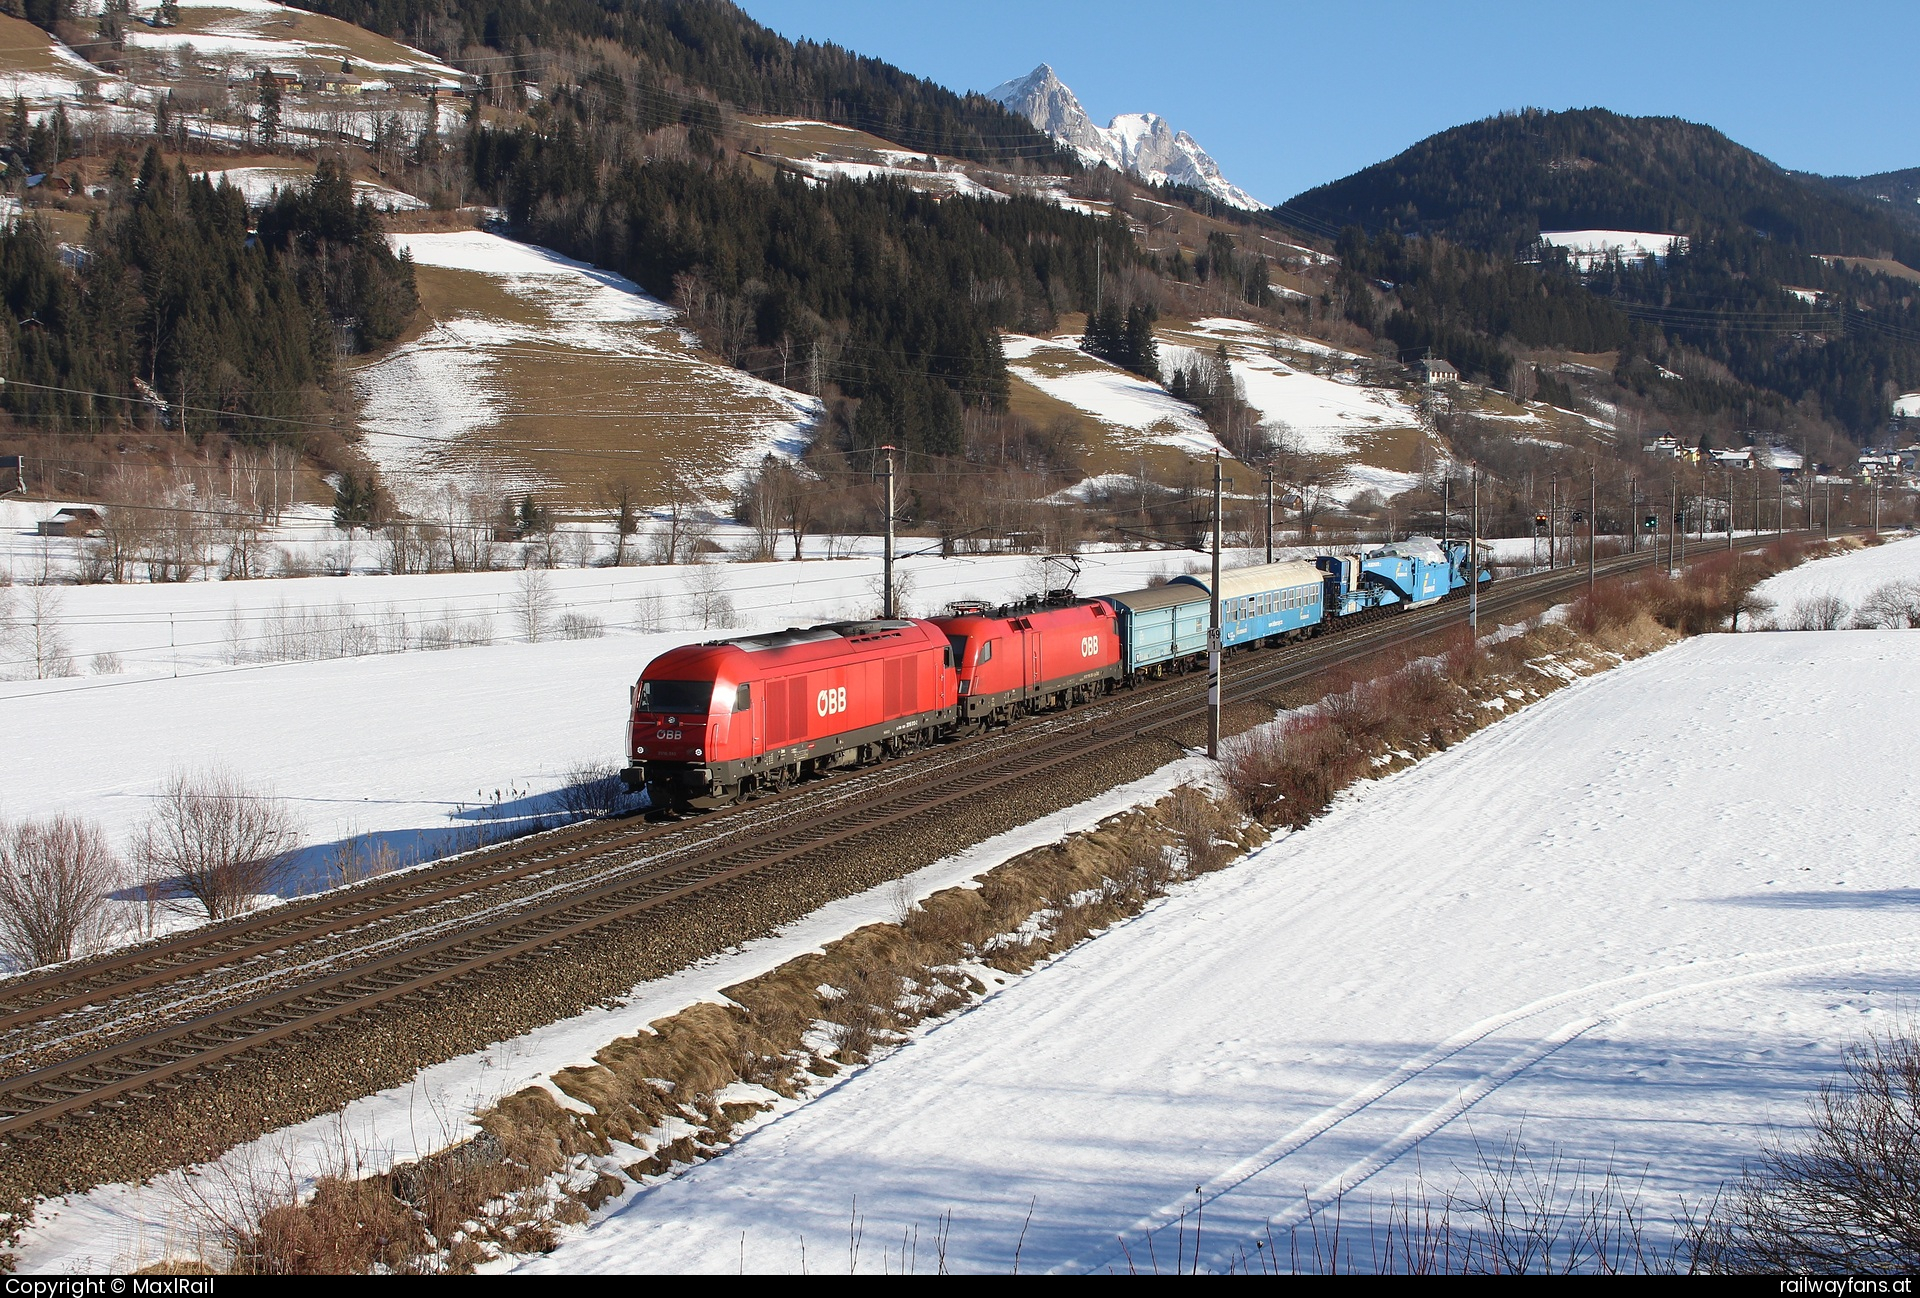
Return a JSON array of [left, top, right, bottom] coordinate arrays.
[[988, 64, 1263, 211], [521, 612, 1920, 1272]]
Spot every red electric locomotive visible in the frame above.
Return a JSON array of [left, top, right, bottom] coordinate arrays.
[[931, 599, 1125, 727], [624, 619, 958, 809]]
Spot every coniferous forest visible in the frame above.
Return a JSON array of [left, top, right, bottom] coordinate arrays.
[[0, 152, 416, 437]]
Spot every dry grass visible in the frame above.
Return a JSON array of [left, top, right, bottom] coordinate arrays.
[[360, 259, 805, 506]]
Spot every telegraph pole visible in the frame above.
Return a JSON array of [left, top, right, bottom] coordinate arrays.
[[1588, 459, 1596, 596], [1441, 477, 1450, 552], [1824, 484, 1831, 540], [1725, 464, 1733, 552], [1263, 463, 1274, 564], [1628, 476, 1637, 554], [1671, 477, 1681, 574], [881, 445, 897, 618], [1469, 470, 1480, 636], [1207, 451, 1223, 761]]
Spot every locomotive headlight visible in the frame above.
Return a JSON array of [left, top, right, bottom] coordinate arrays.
[[634, 746, 645, 755], [693, 747, 703, 757]]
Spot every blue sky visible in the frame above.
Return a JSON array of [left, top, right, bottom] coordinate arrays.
[[736, 0, 1919, 205]]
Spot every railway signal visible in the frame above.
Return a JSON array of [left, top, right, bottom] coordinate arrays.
[[1644, 514, 1658, 531]]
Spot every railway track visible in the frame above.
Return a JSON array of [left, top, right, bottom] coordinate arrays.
[[0, 539, 1788, 1145]]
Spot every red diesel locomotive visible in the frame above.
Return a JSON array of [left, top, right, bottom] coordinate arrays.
[[624, 599, 1128, 810], [624, 618, 957, 809], [933, 598, 1124, 727]]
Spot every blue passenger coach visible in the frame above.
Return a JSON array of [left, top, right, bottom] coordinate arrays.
[[1168, 559, 1325, 646]]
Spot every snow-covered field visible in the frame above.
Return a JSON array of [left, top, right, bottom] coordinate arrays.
[[1161, 317, 1420, 463], [1752, 533, 1920, 620], [0, 546, 1224, 896], [352, 231, 820, 499], [196, 166, 427, 212], [1538, 230, 1687, 269], [1000, 333, 1221, 457], [501, 545, 1920, 1275]]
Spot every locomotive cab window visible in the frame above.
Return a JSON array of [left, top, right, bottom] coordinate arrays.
[[639, 680, 714, 713], [978, 639, 994, 665], [734, 683, 751, 712]]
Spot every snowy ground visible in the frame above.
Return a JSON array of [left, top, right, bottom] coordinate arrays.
[[1160, 318, 1420, 462], [0, 546, 1229, 903], [1538, 230, 1687, 270], [498, 553, 1920, 1274], [1751, 533, 1920, 622], [352, 231, 821, 500], [196, 166, 427, 212], [999, 333, 1221, 457]]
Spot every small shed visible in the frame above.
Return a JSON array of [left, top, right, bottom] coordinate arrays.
[[36, 507, 103, 537]]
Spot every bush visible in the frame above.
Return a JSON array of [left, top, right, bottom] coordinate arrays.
[[1785, 593, 1850, 631], [552, 761, 633, 820], [1567, 577, 1644, 635], [1853, 580, 1920, 629], [1224, 714, 1365, 828], [136, 768, 300, 920], [555, 611, 605, 640], [0, 815, 123, 968], [1700, 1027, 1920, 1273]]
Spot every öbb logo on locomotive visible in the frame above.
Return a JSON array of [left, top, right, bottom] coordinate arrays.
[[1080, 635, 1101, 657], [816, 686, 849, 717]]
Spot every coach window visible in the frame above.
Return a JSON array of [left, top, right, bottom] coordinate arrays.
[[735, 683, 751, 712]]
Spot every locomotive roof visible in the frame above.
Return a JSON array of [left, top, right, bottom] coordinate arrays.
[[715, 619, 920, 653], [640, 619, 941, 681]]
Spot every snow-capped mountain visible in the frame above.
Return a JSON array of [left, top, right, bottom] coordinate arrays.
[[988, 64, 1264, 211]]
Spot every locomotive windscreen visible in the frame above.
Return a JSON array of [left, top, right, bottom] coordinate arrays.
[[638, 680, 716, 713]]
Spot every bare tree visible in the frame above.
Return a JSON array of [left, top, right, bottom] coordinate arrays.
[[602, 478, 640, 567], [741, 456, 783, 561], [1854, 579, 1920, 629], [682, 562, 735, 629], [1786, 593, 1850, 631], [136, 768, 301, 921], [515, 565, 554, 643], [780, 462, 815, 560], [24, 584, 74, 679], [0, 816, 124, 968]]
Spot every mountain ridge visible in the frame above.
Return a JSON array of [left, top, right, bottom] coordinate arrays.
[[987, 63, 1263, 211]]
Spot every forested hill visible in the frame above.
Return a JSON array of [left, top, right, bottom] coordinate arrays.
[[1287, 108, 1920, 265], [1821, 167, 1920, 235], [287, 0, 1075, 169]]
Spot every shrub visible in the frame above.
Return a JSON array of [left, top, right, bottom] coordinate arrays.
[[553, 761, 633, 820], [1224, 714, 1365, 828], [1785, 593, 1850, 631], [1567, 577, 1643, 635], [555, 611, 605, 640], [136, 768, 300, 920], [1700, 1027, 1920, 1273], [1853, 580, 1920, 629], [0, 815, 123, 968]]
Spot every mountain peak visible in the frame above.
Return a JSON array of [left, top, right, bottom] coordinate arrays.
[[987, 67, 1263, 211]]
